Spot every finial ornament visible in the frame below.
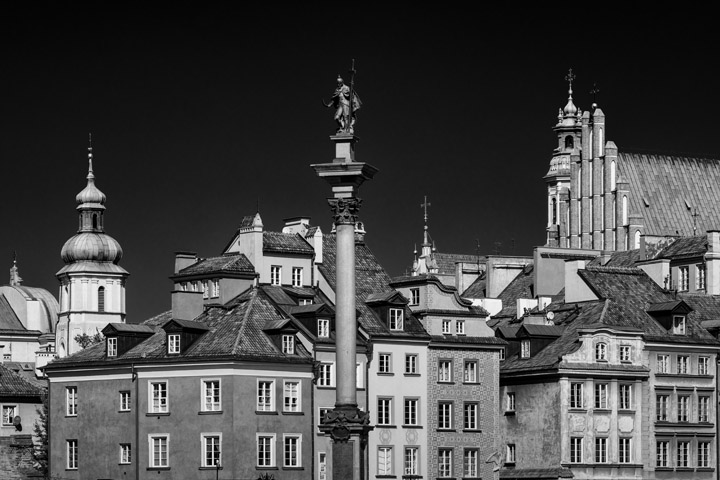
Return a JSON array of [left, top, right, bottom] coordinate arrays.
[[590, 83, 600, 108], [565, 68, 575, 94], [323, 60, 362, 134], [87, 133, 95, 179]]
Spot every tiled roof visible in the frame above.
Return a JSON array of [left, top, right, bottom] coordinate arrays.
[[0, 294, 25, 331], [461, 273, 486, 298], [655, 235, 708, 259], [177, 253, 255, 276], [103, 323, 155, 334], [262, 231, 314, 255], [433, 252, 482, 276], [587, 249, 640, 267], [430, 335, 507, 345], [494, 264, 535, 318], [319, 235, 430, 339], [0, 364, 44, 397], [617, 152, 720, 236], [519, 324, 564, 337]]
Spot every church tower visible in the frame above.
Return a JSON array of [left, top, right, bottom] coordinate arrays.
[[411, 196, 438, 275], [545, 70, 581, 248], [55, 141, 128, 357]]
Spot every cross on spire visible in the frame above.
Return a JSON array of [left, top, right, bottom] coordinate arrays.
[[692, 208, 700, 235], [565, 68, 575, 93], [421, 195, 431, 224], [590, 83, 600, 102], [421, 196, 431, 246]]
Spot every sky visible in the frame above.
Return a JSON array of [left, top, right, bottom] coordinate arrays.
[[2, 7, 718, 322]]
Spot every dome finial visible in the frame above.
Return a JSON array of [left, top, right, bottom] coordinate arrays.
[[563, 68, 578, 116], [421, 195, 431, 246], [87, 133, 94, 180]]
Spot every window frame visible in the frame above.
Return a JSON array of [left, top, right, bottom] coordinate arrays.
[[283, 434, 302, 468], [656, 440, 669, 467], [167, 334, 181, 354], [257, 379, 275, 412], [283, 380, 301, 413], [291, 267, 303, 287], [463, 402, 479, 430], [463, 360, 478, 383], [317, 319, 330, 338], [67, 439, 78, 470], [697, 263, 707, 290], [410, 288, 420, 306], [570, 437, 583, 463], [317, 363, 333, 387], [618, 437, 631, 464], [377, 397, 392, 426], [202, 379, 221, 412], [120, 443, 132, 465], [656, 394, 669, 421], [270, 265, 282, 286], [673, 315, 686, 335], [677, 440, 690, 467], [107, 337, 117, 357], [570, 382, 584, 409], [2, 405, 16, 425], [378, 446, 393, 475], [149, 434, 169, 468], [678, 394, 690, 422], [595, 437, 608, 463], [149, 381, 168, 414], [594, 383, 608, 409], [389, 308, 404, 330], [438, 359, 452, 383], [282, 335, 295, 355], [66, 386, 78, 416], [506, 443, 516, 464], [463, 448, 478, 477], [438, 448, 453, 478], [520, 339, 530, 358], [211, 279, 220, 298], [257, 433, 276, 467], [698, 441, 711, 468], [657, 354, 669, 373], [438, 401, 453, 430], [404, 446, 419, 476], [455, 319, 465, 335], [202, 280, 209, 300], [678, 265, 689, 291], [619, 384, 633, 410], [404, 397, 419, 426], [699, 356, 710, 375], [677, 355, 689, 374], [506, 392, 516, 412], [119, 391, 131, 412], [619, 344, 631, 362], [699, 395, 710, 422], [441, 319, 451, 334], [595, 342, 608, 361], [378, 353, 392, 374], [202, 433, 222, 468], [405, 353, 418, 374]]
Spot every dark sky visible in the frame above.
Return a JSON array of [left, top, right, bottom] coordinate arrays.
[[2, 7, 718, 322]]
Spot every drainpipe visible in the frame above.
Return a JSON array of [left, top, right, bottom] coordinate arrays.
[[132, 363, 139, 480]]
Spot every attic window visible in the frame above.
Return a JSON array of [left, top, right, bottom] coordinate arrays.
[[520, 340, 530, 359], [168, 334, 181, 354], [673, 315, 686, 335], [317, 319, 329, 338], [389, 308, 404, 331], [282, 335, 295, 354], [595, 342, 608, 361], [107, 337, 117, 357]]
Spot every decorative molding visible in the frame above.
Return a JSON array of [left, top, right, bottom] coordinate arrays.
[[328, 198, 362, 225]]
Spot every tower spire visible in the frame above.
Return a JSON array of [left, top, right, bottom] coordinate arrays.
[[87, 133, 94, 180], [9, 251, 22, 286], [421, 195, 431, 246], [563, 68, 578, 116]]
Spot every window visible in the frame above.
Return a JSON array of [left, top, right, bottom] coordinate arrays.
[[697, 264, 707, 290], [442, 319, 451, 334], [120, 391, 131, 412], [107, 337, 117, 357], [456, 320, 465, 335], [464, 402, 478, 430], [120, 443, 131, 464], [405, 447, 419, 476], [594, 383, 608, 409], [570, 382, 584, 409], [499, 348, 505, 361], [283, 381, 300, 412], [180, 282, 187, 291], [595, 342, 607, 361], [317, 319, 329, 338], [150, 382, 168, 413], [438, 402, 453, 429], [67, 439, 78, 469], [673, 315, 686, 335], [520, 340, 530, 358], [389, 308, 403, 330], [677, 441, 689, 467], [318, 407, 331, 433], [438, 448, 452, 477], [292, 267, 303, 287], [656, 394, 669, 421], [463, 449, 478, 477], [270, 266, 281, 286], [300, 298, 313, 305], [98, 286, 105, 312], [203, 380, 220, 412], [319, 452, 327, 480], [595, 438, 607, 463], [619, 345, 631, 362], [405, 354, 417, 374], [168, 334, 180, 354], [257, 380, 274, 411], [506, 392, 516, 412], [257, 434, 275, 467], [678, 266, 689, 291], [570, 437, 583, 463], [619, 384, 632, 410], [284, 435, 301, 467], [657, 354, 669, 373], [699, 356, 710, 375], [678, 395, 690, 422], [202, 280, 209, 299], [203, 435, 221, 467], [656, 441, 669, 467], [438, 360, 452, 382], [464, 360, 478, 383], [699, 396, 710, 422], [698, 441, 710, 468], [2, 405, 16, 425], [506, 444, 516, 464], [377, 398, 392, 425], [211, 279, 219, 298], [410, 288, 420, 306], [378, 446, 393, 475], [619, 438, 631, 464], [379, 353, 392, 373], [677, 355, 689, 374], [282, 335, 295, 354], [404, 398, 418, 426], [66, 386, 78, 416], [149, 435, 168, 468], [318, 363, 333, 387]]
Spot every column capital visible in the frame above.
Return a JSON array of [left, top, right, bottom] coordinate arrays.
[[328, 197, 363, 225], [318, 405, 373, 443]]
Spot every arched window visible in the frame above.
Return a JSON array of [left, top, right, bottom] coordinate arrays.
[[92, 214, 98, 230], [98, 286, 105, 312], [595, 342, 607, 361], [622, 196, 628, 225], [565, 136, 574, 149], [610, 161, 616, 191], [634, 230, 641, 249], [552, 197, 557, 224]]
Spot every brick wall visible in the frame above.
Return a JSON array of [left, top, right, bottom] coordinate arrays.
[[0, 435, 43, 479]]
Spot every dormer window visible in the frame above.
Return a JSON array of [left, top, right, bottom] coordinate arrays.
[[180, 282, 187, 292], [520, 340, 530, 359], [292, 267, 303, 287], [442, 319, 451, 334], [595, 342, 608, 361], [389, 308, 404, 331], [300, 298, 313, 305], [673, 315, 686, 335], [168, 334, 181, 354], [271, 266, 282, 286], [202, 281, 209, 299], [211, 279, 219, 298], [282, 335, 295, 354], [317, 319, 329, 338], [410, 288, 420, 306], [107, 337, 117, 357], [678, 266, 689, 291], [456, 320, 465, 335]]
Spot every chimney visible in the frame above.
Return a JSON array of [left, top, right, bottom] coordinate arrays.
[[174, 252, 198, 274], [705, 231, 720, 295], [171, 290, 204, 321], [282, 217, 311, 236], [564, 260, 597, 303]]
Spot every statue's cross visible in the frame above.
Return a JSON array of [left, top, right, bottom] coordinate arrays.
[[692, 208, 700, 235], [590, 83, 600, 103], [565, 68, 575, 91], [421, 196, 431, 224]]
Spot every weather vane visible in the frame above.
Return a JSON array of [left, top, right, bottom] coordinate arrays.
[[323, 60, 362, 134], [565, 68, 575, 92]]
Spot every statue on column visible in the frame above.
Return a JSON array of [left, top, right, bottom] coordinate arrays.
[[324, 72, 361, 134]]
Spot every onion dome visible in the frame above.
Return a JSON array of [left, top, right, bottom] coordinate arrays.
[[61, 232, 123, 264], [76, 143, 106, 209]]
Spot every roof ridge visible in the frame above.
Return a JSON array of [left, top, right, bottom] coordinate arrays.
[[584, 265, 644, 275]]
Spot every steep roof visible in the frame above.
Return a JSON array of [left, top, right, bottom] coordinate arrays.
[[0, 294, 25, 330], [618, 152, 720, 236], [0, 364, 45, 397], [433, 252, 481, 276], [176, 253, 255, 276], [655, 235, 708, 259], [461, 273, 486, 298], [263, 231, 314, 255], [494, 264, 535, 318]]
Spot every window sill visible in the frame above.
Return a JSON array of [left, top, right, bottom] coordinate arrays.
[[504, 410, 516, 416], [282, 466, 305, 470], [282, 411, 305, 415], [568, 408, 586, 413], [255, 410, 278, 415], [463, 382, 480, 385], [199, 466, 223, 470], [147, 467, 171, 471], [118, 410, 131, 414], [199, 410, 223, 415], [375, 476, 397, 479], [404, 373, 421, 377], [378, 372, 395, 376], [618, 409, 636, 414], [593, 409, 611, 413], [119, 463, 131, 466], [65, 415, 78, 418], [402, 425, 423, 429], [256, 466, 279, 470], [377, 425, 397, 429], [462, 429, 482, 433], [436, 428, 456, 432], [437, 381, 455, 385], [145, 412, 170, 417]]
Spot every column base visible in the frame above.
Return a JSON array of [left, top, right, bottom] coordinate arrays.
[[319, 405, 374, 480]]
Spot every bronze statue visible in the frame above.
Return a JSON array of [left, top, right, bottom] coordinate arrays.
[[323, 65, 361, 134]]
